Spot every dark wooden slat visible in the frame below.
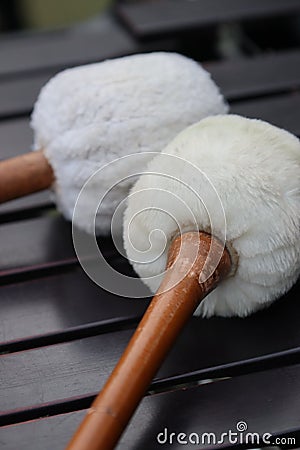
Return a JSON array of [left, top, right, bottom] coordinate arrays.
[[0, 214, 134, 278], [0, 330, 134, 413], [0, 216, 75, 274], [116, 0, 300, 38], [118, 364, 300, 449], [0, 15, 137, 77], [1, 50, 300, 118], [0, 192, 52, 217], [0, 267, 148, 345], [0, 118, 32, 159], [0, 73, 52, 119], [0, 411, 86, 450], [1, 364, 300, 449], [207, 49, 300, 101], [0, 279, 299, 414], [231, 92, 300, 135]]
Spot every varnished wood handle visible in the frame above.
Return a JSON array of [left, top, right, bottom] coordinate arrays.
[[0, 150, 54, 203], [66, 232, 231, 450]]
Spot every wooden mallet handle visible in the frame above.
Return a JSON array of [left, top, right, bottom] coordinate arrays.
[[66, 232, 231, 450], [0, 150, 54, 203]]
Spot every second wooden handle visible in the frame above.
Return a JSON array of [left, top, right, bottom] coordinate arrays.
[[0, 150, 54, 203], [66, 232, 231, 450]]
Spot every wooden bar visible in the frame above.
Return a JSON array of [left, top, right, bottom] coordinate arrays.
[[116, 0, 300, 38], [0, 73, 52, 119], [0, 267, 148, 346], [0, 216, 75, 273], [1, 364, 300, 449], [0, 14, 137, 77], [1, 279, 299, 414], [0, 118, 32, 159], [206, 49, 300, 101], [231, 92, 300, 135]]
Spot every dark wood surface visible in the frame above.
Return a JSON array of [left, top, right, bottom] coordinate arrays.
[[1, 284, 300, 415], [116, 0, 300, 38], [206, 49, 300, 101], [1, 364, 300, 449], [0, 14, 137, 77], [1, 4, 300, 450]]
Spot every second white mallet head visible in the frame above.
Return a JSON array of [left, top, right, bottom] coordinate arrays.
[[124, 114, 300, 317], [67, 115, 300, 450]]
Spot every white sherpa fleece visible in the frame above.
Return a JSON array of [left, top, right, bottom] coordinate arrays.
[[123, 115, 300, 317], [31, 52, 227, 234]]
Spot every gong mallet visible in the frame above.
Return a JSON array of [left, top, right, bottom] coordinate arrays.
[[0, 51, 227, 234], [66, 115, 300, 449]]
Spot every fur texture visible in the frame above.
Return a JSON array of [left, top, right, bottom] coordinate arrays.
[[123, 115, 300, 317], [31, 52, 227, 233]]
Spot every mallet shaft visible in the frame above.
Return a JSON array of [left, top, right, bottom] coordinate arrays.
[[0, 150, 53, 203], [66, 232, 231, 450]]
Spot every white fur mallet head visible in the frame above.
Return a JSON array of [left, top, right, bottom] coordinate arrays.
[[124, 114, 300, 317], [30, 52, 227, 234]]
